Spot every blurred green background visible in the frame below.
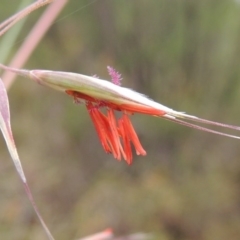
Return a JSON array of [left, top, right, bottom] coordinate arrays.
[[1, 0, 240, 239]]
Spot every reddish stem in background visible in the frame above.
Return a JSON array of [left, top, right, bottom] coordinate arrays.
[[2, 0, 68, 90]]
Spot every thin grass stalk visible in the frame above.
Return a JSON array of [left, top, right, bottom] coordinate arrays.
[[0, 0, 32, 64], [0, 0, 54, 38], [2, 0, 68, 89]]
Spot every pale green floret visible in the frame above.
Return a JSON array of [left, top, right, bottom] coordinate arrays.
[[29, 70, 176, 113]]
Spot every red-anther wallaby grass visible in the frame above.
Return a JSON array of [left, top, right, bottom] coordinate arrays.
[[1, 1, 240, 240]]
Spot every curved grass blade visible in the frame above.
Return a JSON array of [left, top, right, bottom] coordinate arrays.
[[0, 0, 32, 64], [0, 78, 54, 240], [0, 0, 54, 38], [2, 0, 68, 90]]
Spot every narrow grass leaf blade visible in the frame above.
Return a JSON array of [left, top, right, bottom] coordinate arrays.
[[0, 78, 26, 181], [0, 0, 32, 63], [0, 78, 54, 240]]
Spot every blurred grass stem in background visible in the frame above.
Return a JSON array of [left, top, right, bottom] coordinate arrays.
[[0, 0, 32, 64], [0, 0, 68, 89]]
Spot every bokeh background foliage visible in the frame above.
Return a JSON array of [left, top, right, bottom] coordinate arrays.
[[1, 0, 240, 239]]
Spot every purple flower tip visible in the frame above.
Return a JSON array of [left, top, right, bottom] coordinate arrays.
[[107, 66, 122, 86]]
